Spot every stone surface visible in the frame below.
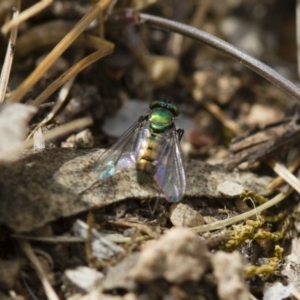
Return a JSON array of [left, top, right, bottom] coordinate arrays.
[[0, 149, 272, 232]]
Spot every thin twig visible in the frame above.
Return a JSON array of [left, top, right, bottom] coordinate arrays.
[[0, 0, 20, 102], [1, 0, 53, 35], [14, 235, 85, 243], [20, 241, 59, 300], [13, 233, 147, 244], [138, 13, 300, 102], [7, 0, 113, 103]]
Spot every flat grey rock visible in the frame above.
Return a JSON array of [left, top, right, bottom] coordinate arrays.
[[0, 148, 272, 232]]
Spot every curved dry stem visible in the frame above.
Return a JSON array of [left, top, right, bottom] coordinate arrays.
[[192, 189, 293, 233], [139, 13, 300, 102]]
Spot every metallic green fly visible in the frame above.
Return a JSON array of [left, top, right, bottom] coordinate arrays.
[[94, 100, 186, 202]]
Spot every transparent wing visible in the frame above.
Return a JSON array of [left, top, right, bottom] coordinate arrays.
[[95, 116, 150, 181], [154, 127, 186, 202]]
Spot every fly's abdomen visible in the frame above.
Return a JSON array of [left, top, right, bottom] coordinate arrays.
[[136, 134, 163, 181]]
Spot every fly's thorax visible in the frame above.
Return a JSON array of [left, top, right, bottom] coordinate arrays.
[[149, 108, 174, 132]]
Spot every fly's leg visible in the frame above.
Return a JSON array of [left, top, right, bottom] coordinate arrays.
[[138, 115, 148, 122], [79, 179, 102, 195], [151, 194, 161, 216], [177, 128, 184, 142]]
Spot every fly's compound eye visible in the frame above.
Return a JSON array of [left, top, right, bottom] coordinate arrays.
[[149, 100, 180, 117]]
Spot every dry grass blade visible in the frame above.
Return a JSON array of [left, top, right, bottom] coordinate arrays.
[[31, 39, 114, 108], [7, 0, 113, 103], [27, 51, 84, 141], [192, 189, 292, 233], [268, 159, 300, 194], [181, 0, 211, 55], [297, 0, 300, 78], [267, 154, 300, 190], [0, 0, 20, 102], [27, 74, 77, 141], [20, 241, 59, 300], [1, 0, 53, 35], [292, 290, 300, 300], [166, 1, 200, 57], [204, 101, 243, 136], [24, 116, 93, 149], [250, 294, 259, 300]]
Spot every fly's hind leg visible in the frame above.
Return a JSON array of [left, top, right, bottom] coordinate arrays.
[[146, 188, 162, 217], [79, 179, 102, 195], [151, 194, 161, 217]]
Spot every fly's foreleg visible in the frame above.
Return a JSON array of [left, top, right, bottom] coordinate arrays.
[[177, 128, 184, 142]]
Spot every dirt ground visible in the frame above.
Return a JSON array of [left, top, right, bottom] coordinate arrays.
[[1, 0, 300, 299]]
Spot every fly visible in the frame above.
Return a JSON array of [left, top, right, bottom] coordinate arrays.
[[94, 100, 186, 202]]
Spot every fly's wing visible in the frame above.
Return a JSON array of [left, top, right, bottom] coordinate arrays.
[[154, 127, 186, 202], [95, 117, 150, 181]]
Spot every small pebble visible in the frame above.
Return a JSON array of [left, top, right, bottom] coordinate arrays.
[[217, 180, 244, 197], [64, 266, 104, 293], [169, 203, 205, 227]]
